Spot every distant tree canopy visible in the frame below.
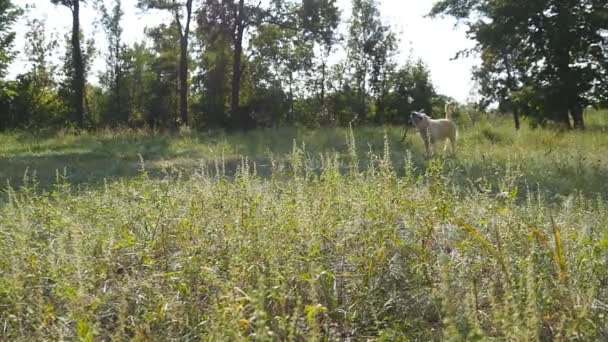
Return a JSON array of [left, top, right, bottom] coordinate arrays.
[[50, 0, 89, 128], [1, 0, 494, 131], [0, 0, 21, 129], [431, 0, 608, 129], [0, 0, 20, 79]]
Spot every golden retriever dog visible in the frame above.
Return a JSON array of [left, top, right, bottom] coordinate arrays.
[[410, 108, 457, 156]]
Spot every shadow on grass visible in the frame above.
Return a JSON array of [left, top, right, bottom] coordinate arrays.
[[0, 127, 606, 203], [441, 156, 608, 202], [0, 135, 172, 189]]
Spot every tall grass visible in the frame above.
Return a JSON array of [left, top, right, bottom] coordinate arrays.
[[1, 113, 608, 339]]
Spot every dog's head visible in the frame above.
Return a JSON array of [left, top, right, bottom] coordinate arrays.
[[410, 111, 430, 129]]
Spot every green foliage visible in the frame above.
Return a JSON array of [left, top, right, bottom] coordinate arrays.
[[98, 0, 131, 126], [144, 24, 180, 128], [50, 0, 88, 128], [474, 123, 513, 144], [0, 0, 20, 119], [57, 32, 96, 125], [138, 0, 194, 125], [347, 0, 397, 122], [50, 0, 87, 7], [0, 17, 69, 129], [250, 23, 314, 121], [192, 0, 342, 129], [191, 1, 233, 129], [382, 60, 436, 123], [5, 1, 605, 132], [1, 116, 608, 339], [0, 0, 21, 79], [8, 73, 68, 128], [431, 0, 608, 129]]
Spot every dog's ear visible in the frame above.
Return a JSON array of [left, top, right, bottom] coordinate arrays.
[[415, 109, 427, 118]]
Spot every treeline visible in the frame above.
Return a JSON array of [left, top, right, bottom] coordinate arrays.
[[0, 0, 606, 132], [0, 0, 449, 131], [432, 0, 608, 129]]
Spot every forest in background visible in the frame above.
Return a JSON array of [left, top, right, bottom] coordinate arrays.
[[0, 0, 606, 131]]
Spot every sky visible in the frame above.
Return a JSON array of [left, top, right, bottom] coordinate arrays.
[[10, 0, 479, 103]]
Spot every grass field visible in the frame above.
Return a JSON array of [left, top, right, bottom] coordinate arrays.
[[1, 112, 608, 340]]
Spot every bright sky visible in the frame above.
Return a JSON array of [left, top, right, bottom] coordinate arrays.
[[10, 0, 479, 103]]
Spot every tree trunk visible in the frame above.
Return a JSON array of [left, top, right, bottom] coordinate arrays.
[[176, 0, 193, 126], [358, 69, 367, 122], [376, 92, 386, 124], [178, 37, 188, 125], [319, 60, 326, 106], [554, 106, 571, 129], [288, 73, 294, 122], [504, 57, 520, 131], [71, 0, 86, 128], [555, 2, 574, 130], [513, 107, 520, 130], [114, 47, 122, 124], [320, 59, 330, 122], [571, 103, 585, 129], [230, 0, 246, 129]]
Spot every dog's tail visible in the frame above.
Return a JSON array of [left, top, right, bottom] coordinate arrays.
[[445, 102, 455, 119]]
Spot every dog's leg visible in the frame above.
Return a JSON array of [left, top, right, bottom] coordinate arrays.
[[449, 135, 456, 155], [399, 127, 408, 142], [423, 131, 433, 157]]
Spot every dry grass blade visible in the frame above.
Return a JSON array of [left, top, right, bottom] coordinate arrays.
[[550, 216, 568, 284], [458, 221, 497, 257]]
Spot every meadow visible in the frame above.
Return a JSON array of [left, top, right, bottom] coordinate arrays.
[[1, 111, 608, 340]]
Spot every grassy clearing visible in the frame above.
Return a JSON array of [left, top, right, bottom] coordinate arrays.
[[1, 111, 608, 199], [1, 112, 608, 340]]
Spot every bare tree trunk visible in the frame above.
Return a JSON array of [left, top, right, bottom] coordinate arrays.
[[556, 107, 572, 129], [178, 40, 188, 125], [358, 68, 367, 122], [555, 2, 574, 130], [114, 42, 122, 123], [571, 103, 585, 129], [230, 0, 246, 129], [71, 0, 86, 128], [288, 73, 294, 122], [176, 0, 193, 126], [319, 60, 326, 106], [513, 107, 520, 130], [503, 57, 520, 131]]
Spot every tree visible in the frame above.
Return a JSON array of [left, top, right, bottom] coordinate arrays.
[[123, 42, 155, 126], [57, 30, 96, 126], [250, 19, 316, 122], [9, 17, 66, 128], [50, 0, 87, 128], [383, 60, 436, 124], [138, 0, 194, 126], [99, 0, 132, 125], [346, 0, 397, 122], [144, 23, 180, 128], [0, 0, 20, 79], [193, 11, 232, 128], [200, 0, 319, 129], [301, 0, 340, 111], [230, 0, 247, 128], [431, 0, 608, 129], [0, 0, 21, 128]]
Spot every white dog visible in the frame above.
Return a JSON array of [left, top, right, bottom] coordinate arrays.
[[411, 108, 457, 156]]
